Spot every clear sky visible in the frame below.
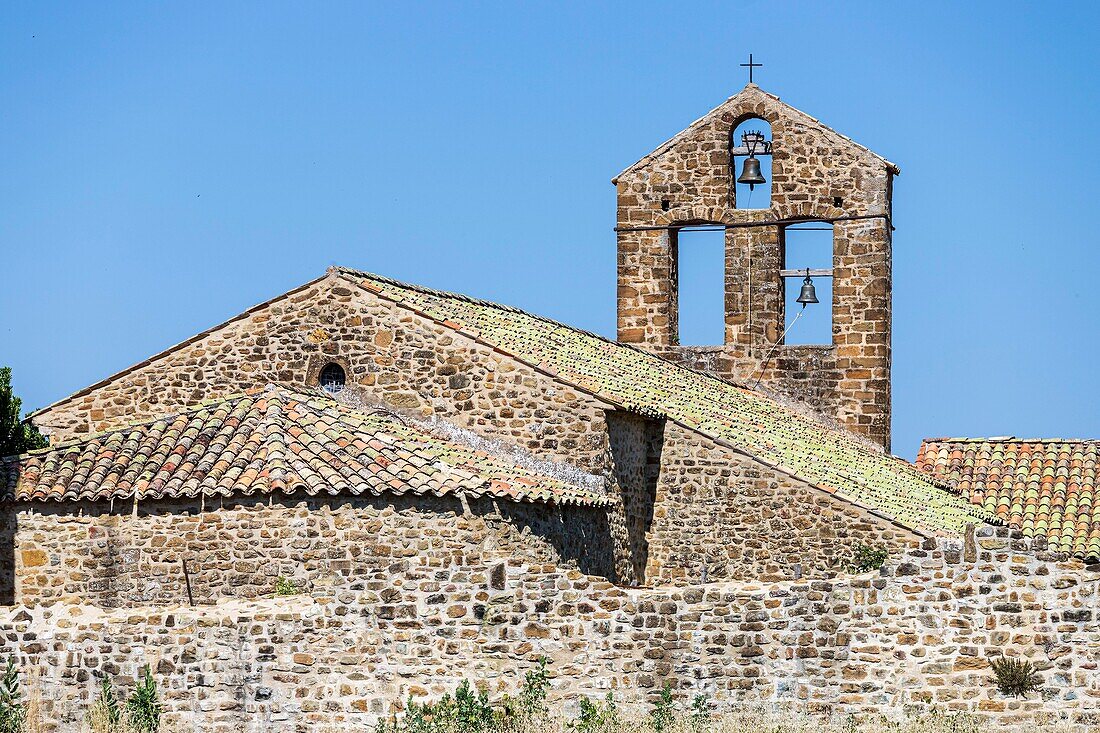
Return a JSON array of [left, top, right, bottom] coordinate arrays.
[[2, 1, 1098, 458]]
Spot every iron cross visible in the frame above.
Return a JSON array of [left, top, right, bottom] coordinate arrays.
[[740, 53, 762, 84]]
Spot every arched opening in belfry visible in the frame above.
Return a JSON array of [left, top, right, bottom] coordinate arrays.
[[731, 118, 772, 210], [671, 224, 725, 346], [781, 221, 833, 345]]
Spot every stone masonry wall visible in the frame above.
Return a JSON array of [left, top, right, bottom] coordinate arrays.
[[8, 493, 614, 608], [606, 412, 663, 585], [616, 85, 893, 448], [644, 422, 919, 583], [28, 275, 914, 586], [1, 525, 1097, 732]]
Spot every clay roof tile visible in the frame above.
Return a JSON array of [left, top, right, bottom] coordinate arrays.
[[0, 386, 608, 509]]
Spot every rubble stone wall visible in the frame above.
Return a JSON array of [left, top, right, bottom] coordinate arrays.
[[644, 422, 919, 583], [8, 493, 614, 608], [0, 525, 1097, 732]]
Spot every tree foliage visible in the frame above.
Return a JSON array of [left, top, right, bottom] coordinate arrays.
[[0, 368, 46, 458], [0, 658, 26, 733]]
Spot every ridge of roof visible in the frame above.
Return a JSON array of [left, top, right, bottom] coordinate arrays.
[[3, 384, 608, 507], [334, 266, 985, 537], [613, 84, 900, 183], [921, 436, 1100, 445]]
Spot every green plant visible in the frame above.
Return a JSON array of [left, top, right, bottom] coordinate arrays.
[[510, 657, 550, 724], [849, 544, 888, 573], [377, 679, 495, 733], [454, 679, 494, 733], [124, 667, 160, 733], [689, 694, 710, 733], [274, 577, 300, 596], [648, 684, 674, 733], [0, 367, 47, 458], [0, 658, 26, 733], [87, 676, 122, 732], [990, 655, 1043, 698], [569, 693, 617, 733]]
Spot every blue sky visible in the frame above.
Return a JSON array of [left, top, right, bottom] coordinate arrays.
[[1, 1, 1098, 458]]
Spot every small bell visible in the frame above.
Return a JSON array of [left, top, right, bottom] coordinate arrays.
[[796, 270, 818, 306], [737, 156, 766, 189]]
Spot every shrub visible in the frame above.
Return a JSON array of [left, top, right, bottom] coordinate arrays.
[[376, 657, 552, 733], [506, 657, 550, 725], [87, 677, 122, 732], [124, 667, 160, 733], [274, 577, 300, 596], [849, 545, 888, 573], [0, 658, 26, 733], [569, 693, 617, 733], [378, 682, 493, 733], [990, 655, 1043, 698], [453, 680, 494, 733], [648, 685, 675, 733], [689, 694, 710, 733]]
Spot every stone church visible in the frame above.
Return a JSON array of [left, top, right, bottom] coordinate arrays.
[[1, 83, 1098, 729], [3, 82, 991, 604]]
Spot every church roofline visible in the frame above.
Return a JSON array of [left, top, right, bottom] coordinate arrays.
[[27, 273, 335, 422], [27, 262, 979, 541], [612, 83, 900, 184], [920, 436, 1100, 445], [333, 266, 978, 540]]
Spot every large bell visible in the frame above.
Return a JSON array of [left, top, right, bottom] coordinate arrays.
[[796, 272, 819, 305], [737, 156, 766, 188]]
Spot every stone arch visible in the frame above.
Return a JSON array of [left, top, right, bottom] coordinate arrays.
[[786, 200, 847, 222], [305, 353, 355, 393], [652, 205, 730, 228], [729, 115, 774, 211], [780, 219, 834, 346]]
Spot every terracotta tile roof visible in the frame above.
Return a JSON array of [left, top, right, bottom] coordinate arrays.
[[335, 267, 988, 536], [917, 438, 1100, 560], [1, 385, 608, 507]]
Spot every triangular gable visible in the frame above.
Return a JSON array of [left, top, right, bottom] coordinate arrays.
[[614, 84, 899, 184]]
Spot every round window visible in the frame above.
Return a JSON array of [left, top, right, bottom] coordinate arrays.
[[319, 363, 346, 394]]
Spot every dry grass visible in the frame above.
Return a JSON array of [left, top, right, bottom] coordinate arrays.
[[19, 667, 45, 733], [363, 702, 1085, 733], [511, 709, 1079, 733]]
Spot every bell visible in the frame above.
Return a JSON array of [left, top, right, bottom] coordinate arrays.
[[737, 156, 766, 188], [796, 272, 819, 305]]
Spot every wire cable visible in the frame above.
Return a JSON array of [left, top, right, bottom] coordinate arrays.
[[751, 306, 806, 390]]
